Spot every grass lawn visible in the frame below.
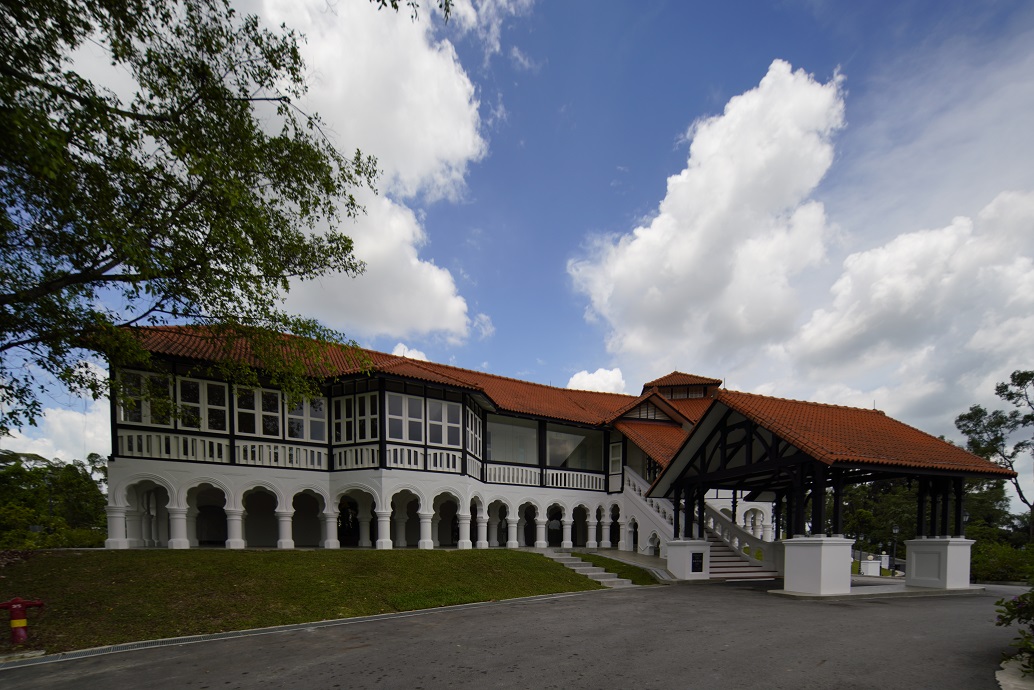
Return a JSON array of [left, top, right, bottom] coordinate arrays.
[[574, 553, 660, 586], [0, 549, 602, 654]]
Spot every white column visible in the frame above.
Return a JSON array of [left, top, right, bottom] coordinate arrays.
[[517, 518, 527, 546], [125, 509, 143, 547], [617, 520, 628, 551], [375, 509, 393, 549], [488, 516, 500, 547], [457, 512, 472, 549], [358, 516, 372, 547], [600, 517, 612, 548], [225, 509, 245, 549], [506, 518, 519, 548], [105, 506, 129, 549], [140, 508, 154, 547], [322, 511, 340, 549], [432, 515, 441, 547], [394, 515, 409, 548], [476, 515, 489, 549], [276, 510, 295, 549], [187, 508, 199, 547], [167, 507, 190, 549], [561, 519, 573, 549], [418, 511, 434, 549], [534, 518, 547, 548], [762, 524, 774, 542], [586, 518, 599, 549]]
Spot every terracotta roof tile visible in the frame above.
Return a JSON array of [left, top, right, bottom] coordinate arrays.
[[613, 420, 689, 469], [715, 390, 1015, 477], [665, 397, 713, 425], [642, 371, 722, 388]]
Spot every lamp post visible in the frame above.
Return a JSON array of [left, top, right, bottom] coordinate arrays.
[[891, 524, 900, 576]]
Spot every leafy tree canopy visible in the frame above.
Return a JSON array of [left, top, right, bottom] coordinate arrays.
[[956, 370, 1034, 538], [0, 0, 448, 436], [0, 449, 108, 548]]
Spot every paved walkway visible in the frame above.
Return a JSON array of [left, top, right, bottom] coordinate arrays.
[[0, 578, 1025, 689]]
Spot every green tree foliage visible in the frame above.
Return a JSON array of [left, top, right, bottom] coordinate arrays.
[[956, 370, 1034, 539], [0, 0, 447, 436], [0, 450, 107, 548]]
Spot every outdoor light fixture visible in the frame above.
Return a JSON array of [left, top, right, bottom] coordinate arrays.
[[891, 524, 900, 576]]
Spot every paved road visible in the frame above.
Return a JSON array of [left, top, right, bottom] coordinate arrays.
[[1, 582, 1024, 689]]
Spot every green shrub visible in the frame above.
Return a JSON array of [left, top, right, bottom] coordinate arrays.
[[996, 588, 1034, 675], [972, 542, 1034, 582]]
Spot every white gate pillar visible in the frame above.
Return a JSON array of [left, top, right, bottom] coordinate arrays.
[[488, 516, 500, 547], [125, 509, 143, 547], [617, 520, 628, 551], [358, 516, 372, 547], [187, 507, 199, 547], [586, 519, 599, 549], [393, 514, 408, 548], [600, 517, 612, 548]]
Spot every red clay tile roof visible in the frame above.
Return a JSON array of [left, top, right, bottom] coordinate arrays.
[[642, 371, 722, 389], [665, 397, 714, 425], [714, 389, 1015, 477], [131, 326, 638, 426], [613, 420, 689, 469]]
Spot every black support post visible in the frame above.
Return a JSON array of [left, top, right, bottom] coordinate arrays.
[[673, 483, 682, 540], [811, 462, 828, 536], [831, 468, 844, 536], [939, 478, 951, 537], [953, 477, 965, 537], [697, 486, 706, 540], [917, 477, 928, 538]]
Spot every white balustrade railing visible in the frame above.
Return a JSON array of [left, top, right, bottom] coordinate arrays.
[[704, 504, 780, 572], [427, 449, 462, 473], [545, 468, 605, 491], [484, 463, 540, 487], [334, 444, 379, 470], [237, 441, 325, 469], [386, 444, 424, 470], [466, 456, 483, 479], [118, 431, 231, 464]]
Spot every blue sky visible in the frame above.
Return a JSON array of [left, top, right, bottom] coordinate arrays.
[[8, 0, 1034, 504]]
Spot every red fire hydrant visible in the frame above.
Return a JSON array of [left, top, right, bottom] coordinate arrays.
[[0, 597, 44, 645]]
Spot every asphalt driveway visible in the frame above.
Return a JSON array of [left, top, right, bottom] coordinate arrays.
[[0, 581, 1024, 689]]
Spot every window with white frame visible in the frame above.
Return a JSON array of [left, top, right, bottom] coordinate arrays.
[[466, 406, 483, 458], [177, 379, 228, 433], [609, 443, 622, 473], [332, 392, 379, 444], [386, 392, 422, 443], [427, 400, 462, 448], [236, 387, 281, 437], [287, 397, 327, 442], [118, 371, 172, 426]]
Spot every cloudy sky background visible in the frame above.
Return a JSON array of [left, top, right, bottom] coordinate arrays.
[[7, 0, 1034, 506]]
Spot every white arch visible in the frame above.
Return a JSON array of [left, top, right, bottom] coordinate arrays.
[[387, 484, 428, 511], [334, 482, 383, 508], [178, 476, 234, 510], [288, 483, 331, 512], [110, 473, 177, 509], [239, 480, 286, 510]]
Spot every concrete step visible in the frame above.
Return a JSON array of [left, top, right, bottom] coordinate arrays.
[[542, 550, 637, 588]]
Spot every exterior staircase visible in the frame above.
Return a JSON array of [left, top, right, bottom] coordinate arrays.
[[543, 550, 635, 588], [706, 529, 779, 581]]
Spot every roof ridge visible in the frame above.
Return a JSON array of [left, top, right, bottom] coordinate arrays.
[[718, 388, 887, 415]]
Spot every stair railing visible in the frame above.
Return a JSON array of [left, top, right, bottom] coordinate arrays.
[[704, 503, 783, 574]]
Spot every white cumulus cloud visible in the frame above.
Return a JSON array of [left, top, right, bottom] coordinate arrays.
[[568, 60, 845, 379], [392, 343, 429, 360], [567, 368, 627, 394]]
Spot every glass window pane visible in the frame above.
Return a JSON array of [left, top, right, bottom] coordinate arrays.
[[429, 426, 443, 445], [447, 403, 460, 425], [288, 418, 305, 439], [237, 389, 255, 410], [388, 418, 403, 439], [356, 396, 365, 417], [387, 394, 403, 417], [310, 399, 325, 419], [356, 420, 365, 440], [208, 409, 226, 432], [262, 414, 279, 436], [180, 380, 200, 404], [408, 420, 422, 441], [124, 406, 142, 423], [238, 412, 255, 434], [262, 391, 279, 413], [207, 383, 226, 407], [408, 397, 423, 420], [428, 400, 443, 422], [288, 400, 304, 416], [310, 420, 325, 441], [447, 427, 460, 447], [181, 406, 201, 429]]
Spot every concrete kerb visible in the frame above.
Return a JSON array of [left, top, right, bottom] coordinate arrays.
[[0, 588, 616, 673]]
